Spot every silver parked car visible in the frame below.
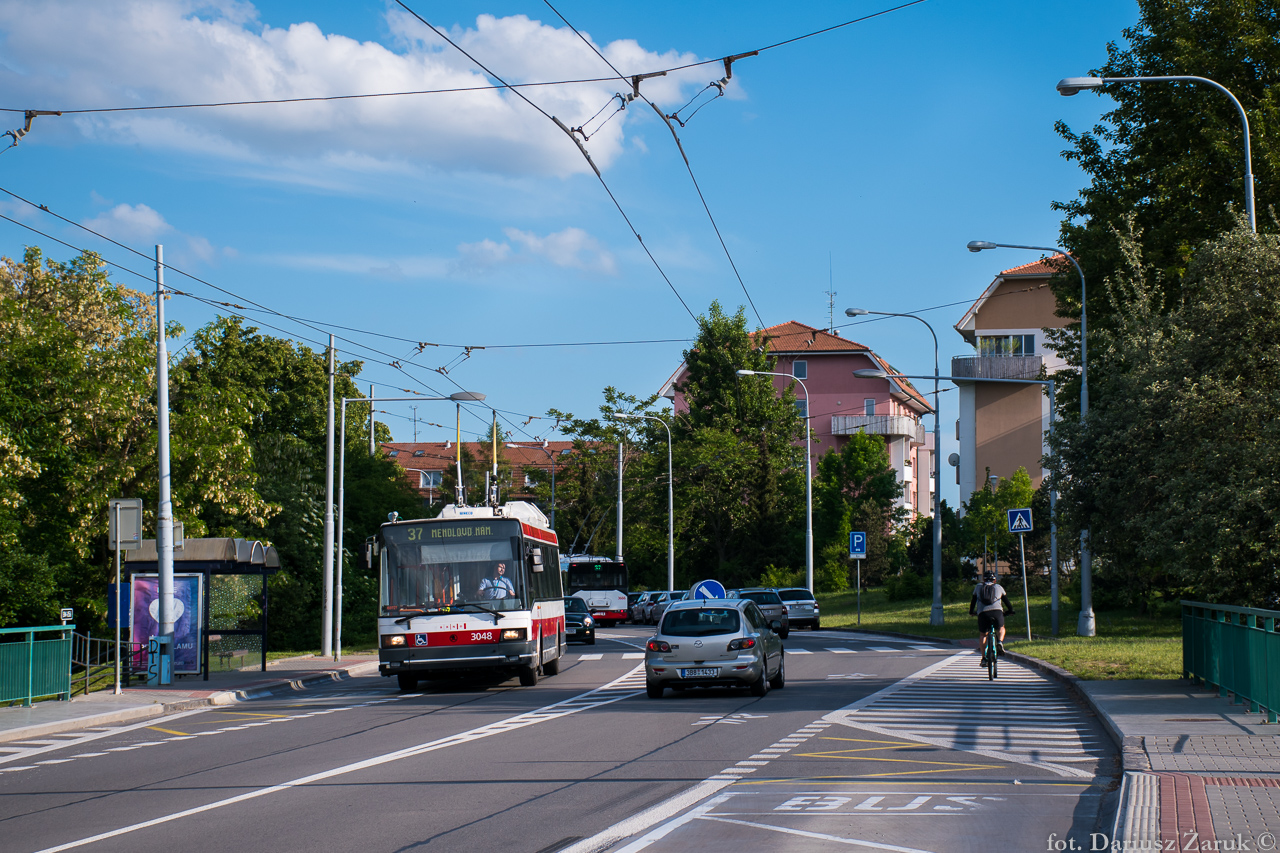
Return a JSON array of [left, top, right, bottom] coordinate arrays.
[[630, 591, 658, 624], [776, 587, 820, 630], [649, 590, 687, 626], [728, 588, 791, 639], [645, 598, 785, 698]]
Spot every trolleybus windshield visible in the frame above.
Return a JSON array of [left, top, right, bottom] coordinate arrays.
[[380, 520, 525, 617], [566, 560, 626, 593]]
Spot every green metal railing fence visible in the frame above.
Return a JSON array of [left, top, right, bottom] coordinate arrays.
[[1182, 601, 1279, 723], [0, 625, 74, 706]]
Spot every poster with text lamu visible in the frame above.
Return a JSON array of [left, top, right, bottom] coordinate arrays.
[[131, 573, 203, 674]]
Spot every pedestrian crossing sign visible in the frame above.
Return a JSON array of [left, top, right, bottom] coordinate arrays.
[[1007, 508, 1032, 533]]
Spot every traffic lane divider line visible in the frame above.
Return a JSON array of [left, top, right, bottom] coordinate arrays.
[[0, 710, 210, 766], [27, 666, 647, 853]]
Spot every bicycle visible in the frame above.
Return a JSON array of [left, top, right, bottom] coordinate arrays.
[[981, 626, 998, 680]]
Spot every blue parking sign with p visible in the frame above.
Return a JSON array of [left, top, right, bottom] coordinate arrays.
[[848, 531, 867, 559], [1007, 508, 1033, 533]]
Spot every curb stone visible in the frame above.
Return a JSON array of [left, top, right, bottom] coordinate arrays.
[[0, 661, 380, 743]]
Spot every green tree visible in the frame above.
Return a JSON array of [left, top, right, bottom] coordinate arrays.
[[1055, 0, 1280, 310], [812, 431, 905, 591], [672, 303, 805, 587], [962, 467, 1036, 574], [1047, 225, 1280, 608]]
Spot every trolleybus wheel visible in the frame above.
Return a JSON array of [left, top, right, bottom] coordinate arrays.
[[396, 672, 417, 692], [519, 638, 541, 686]]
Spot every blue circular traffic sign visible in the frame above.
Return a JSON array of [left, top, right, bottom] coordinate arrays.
[[691, 579, 726, 600]]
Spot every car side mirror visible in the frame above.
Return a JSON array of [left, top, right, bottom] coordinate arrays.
[[770, 620, 782, 632]]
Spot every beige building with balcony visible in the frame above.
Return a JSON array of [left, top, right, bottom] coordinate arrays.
[[953, 258, 1070, 503]]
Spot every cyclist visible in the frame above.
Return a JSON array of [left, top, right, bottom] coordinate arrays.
[[970, 569, 1014, 663]]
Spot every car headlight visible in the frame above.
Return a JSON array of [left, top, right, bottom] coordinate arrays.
[[583, 616, 594, 626], [381, 634, 406, 648]]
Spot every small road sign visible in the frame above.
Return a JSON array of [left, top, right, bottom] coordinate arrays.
[[691, 579, 726, 600], [848, 531, 867, 560], [1007, 508, 1033, 533], [60, 608, 74, 623]]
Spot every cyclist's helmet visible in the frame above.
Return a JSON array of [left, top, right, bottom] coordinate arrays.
[[982, 570, 997, 582]]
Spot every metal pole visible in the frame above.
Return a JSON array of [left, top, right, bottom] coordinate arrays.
[[857, 559, 861, 625], [154, 245, 174, 684], [1020, 532, 1031, 641], [322, 336, 335, 657], [113, 502, 122, 695], [368, 384, 375, 456], [666, 424, 674, 591], [616, 441, 623, 564], [1048, 382, 1060, 636], [337, 400, 347, 661], [549, 447, 556, 531]]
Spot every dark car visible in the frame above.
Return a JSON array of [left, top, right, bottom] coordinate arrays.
[[728, 588, 790, 639], [563, 596, 596, 644], [626, 592, 643, 623], [776, 587, 820, 629], [645, 598, 785, 698]]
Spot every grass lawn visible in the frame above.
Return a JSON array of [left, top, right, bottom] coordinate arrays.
[[816, 586, 1184, 680]]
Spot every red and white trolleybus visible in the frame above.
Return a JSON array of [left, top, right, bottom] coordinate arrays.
[[375, 501, 563, 691], [563, 556, 629, 626]]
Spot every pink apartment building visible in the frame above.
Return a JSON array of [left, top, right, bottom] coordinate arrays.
[[661, 321, 935, 518]]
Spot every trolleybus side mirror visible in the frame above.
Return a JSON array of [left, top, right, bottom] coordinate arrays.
[[529, 546, 544, 572]]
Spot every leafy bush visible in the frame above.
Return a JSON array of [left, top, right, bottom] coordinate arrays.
[[883, 570, 930, 601]]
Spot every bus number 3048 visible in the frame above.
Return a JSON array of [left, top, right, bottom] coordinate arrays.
[[471, 631, 494, 642]]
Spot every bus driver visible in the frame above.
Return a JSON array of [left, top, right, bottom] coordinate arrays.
[[479, 563, 515, 600]]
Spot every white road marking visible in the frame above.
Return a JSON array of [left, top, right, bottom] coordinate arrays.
[[30, 667, 648, 853], [699, 815, 936, 852], [786, 649, 813, 654], [622, 653, 645, 659], [578, 653, 603, 661], [823, 653, 1103, 778], [826, 648, 857, 654]]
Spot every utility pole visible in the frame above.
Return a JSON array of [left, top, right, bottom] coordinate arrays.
[[411, 405, 418, 442], [154, 245, 174, 684], [368, 384, 376, 456], [321, 336, 335, 658], [616, 442, 623, 563]]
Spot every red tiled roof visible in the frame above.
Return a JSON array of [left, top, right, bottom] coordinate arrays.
[[1000, 256, 1069, 277], [752, 321, 870, 354], [382, 440, 575, 473]]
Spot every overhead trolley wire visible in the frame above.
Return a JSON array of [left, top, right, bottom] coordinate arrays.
[[390, 0, 697, 323], [540, 0, 766, 331]]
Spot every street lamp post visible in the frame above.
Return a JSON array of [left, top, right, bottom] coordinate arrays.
[[735, 369, 814, 593], [846, 308, 944, 626], [966, 240, 1094, 637], [333, 391, 483, 660], [1058, 75, 1256, 232], [610, 413, 674, 590], [506, 441, 557, 530], [858, 370, 1061, 636]]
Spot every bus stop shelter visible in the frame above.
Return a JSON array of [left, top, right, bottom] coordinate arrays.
[[125, 538, 279, 679]]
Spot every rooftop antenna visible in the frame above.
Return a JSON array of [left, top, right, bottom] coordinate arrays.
[[825, 252, 837, 333]]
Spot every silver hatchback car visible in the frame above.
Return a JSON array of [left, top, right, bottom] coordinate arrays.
[[645, 598, 785, 698]]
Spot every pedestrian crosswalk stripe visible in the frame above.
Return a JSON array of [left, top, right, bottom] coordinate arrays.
[[826, 648, 857, 654], [822, 652, 1105, 778]]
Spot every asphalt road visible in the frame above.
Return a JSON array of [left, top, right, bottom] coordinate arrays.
[[0, 626, 1119, 853]]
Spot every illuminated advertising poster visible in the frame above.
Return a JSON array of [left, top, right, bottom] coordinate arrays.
[[131, 573, 203, 674]]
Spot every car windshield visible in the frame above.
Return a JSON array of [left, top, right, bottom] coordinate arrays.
[[564, 598, 589, 613], [739, 591, 783, 605], [661, 607, 741, 636], [777, 589, 815, 603]]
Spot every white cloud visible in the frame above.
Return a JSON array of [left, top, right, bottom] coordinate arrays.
[[503, 226, 616, 274], [0, 2, 711, 179], [81, 203, 172, 243]]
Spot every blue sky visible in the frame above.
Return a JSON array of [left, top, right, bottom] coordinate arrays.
[[0, 0, 1139, 508]]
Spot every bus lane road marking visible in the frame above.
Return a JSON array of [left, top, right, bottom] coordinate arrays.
[[28, 667, 648, 853]]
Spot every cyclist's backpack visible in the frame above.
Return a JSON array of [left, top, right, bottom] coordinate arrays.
[[979, 582, 999, 606]]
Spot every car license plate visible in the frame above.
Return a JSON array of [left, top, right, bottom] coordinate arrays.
[[681, 667, 718, 678]]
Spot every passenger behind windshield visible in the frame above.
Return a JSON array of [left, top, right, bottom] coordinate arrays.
[[662, 608, 741, 636]]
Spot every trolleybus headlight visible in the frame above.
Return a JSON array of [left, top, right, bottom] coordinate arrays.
[[727, 638, 756, 651], [381, 634, 406, 648], [501, 628, 526, 642], [647, 640, 670, 652]]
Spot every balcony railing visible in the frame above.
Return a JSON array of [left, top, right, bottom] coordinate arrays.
[[831, 414, 926, 444], [950, 355, 1043, 380]]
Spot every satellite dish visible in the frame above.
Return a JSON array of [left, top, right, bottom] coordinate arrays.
[[947, 453, 960, 467]]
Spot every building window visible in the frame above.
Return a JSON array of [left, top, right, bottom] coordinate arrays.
[[388, 450, 399, 457], [413, 449, 426, 457], [418, 470, 442, 489], [977, 334, 1035, 356], [795, 399, 808, 419], [864, 398, 876, 416], [524, 473, 535, 487], [793, 360, 808, 380]]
